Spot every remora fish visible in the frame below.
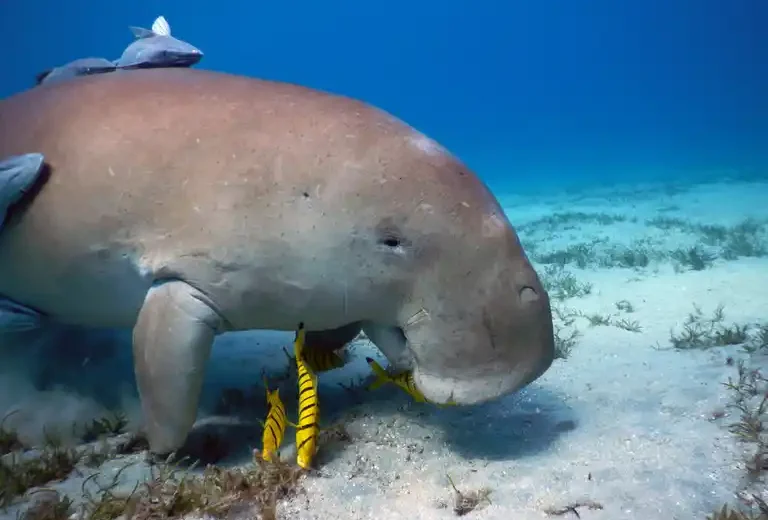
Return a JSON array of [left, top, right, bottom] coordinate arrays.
[[36, 57, 116, 85], [115, 15, 203, 70]]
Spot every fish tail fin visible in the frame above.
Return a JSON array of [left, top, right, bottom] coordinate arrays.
[[330, 350, 346, 368], [35, 69, 52, 84], [303, 351, 322, 373], [129, 26, 155, 39], [365, 357, 391, 390], [294, 322, 306, 358], [152, 15, 171, 36], [0, 299, 43, 333]]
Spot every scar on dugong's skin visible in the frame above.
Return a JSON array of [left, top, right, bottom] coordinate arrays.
[[0, 69, 555, 455]]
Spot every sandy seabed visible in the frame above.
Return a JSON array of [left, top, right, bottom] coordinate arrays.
[[2, 176, 768, 520]]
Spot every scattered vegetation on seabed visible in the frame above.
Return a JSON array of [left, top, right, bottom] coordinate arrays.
[[543, 500, 604, 517], [705, 355, 768, 519], [12, 452, 305, 520], [536, 263, 648, 359], [518, 211, 768, 273], [0, 411, 24, 456], [0, 408, 336, 520], [660, 303, 768, 519], [666, 304, 767, 352], [538, 264, 593, 302], [435, 474, 492, 517]]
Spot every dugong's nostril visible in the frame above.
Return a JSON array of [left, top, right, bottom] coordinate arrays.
[[519, 286, 539, 304]]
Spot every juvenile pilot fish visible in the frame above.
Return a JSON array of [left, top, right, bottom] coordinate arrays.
[[294, 323, 320, 470], [366, 357, 458, 406], [260, 378, 288, 462], [115, 15, 203, 70], [366, 356, 429, 402], [35, 57, 116, 85], [283, 345, 346, 373]]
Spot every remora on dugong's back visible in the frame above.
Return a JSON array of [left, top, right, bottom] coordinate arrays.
[[0, 69, 555, 455], [0, 152, 45, 229]]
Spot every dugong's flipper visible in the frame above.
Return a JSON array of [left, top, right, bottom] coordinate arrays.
[[0, 153, 45, 231], [0, 298, 43, 332], [133, 280, 224, 454]]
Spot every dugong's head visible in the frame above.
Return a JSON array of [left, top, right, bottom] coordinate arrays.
[[344, 130, 555, 406]]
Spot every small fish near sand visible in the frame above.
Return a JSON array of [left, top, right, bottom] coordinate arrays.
[[35, 57, 116, 85], [258, 377, 288, 463], [115, 15, 203, 70], [366, 357, 457, 406], [294, 323, 320, 470]]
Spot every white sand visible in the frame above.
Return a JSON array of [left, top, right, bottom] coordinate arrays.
[[2, 177, 767, 520]]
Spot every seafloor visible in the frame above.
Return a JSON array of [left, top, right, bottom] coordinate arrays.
[[1, 175, 767, 520]]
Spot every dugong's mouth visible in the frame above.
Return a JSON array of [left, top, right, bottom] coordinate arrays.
[[412, 365, 538, 406]]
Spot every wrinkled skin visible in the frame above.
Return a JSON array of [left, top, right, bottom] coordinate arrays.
[[0, 69, 554, 454]]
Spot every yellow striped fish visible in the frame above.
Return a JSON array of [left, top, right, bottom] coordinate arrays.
[[366, 357, 457, 406], [260, 377, 288, 462], [283, 345, 346, 373], [294, 322, 320, 469]]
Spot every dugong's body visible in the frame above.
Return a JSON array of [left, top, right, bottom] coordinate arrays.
[[0, 69, 554, 454]]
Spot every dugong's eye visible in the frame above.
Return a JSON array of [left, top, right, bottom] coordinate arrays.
[[380, 237, 401, 248]]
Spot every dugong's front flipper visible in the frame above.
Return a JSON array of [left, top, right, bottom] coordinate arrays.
[[0, 298, 43, 332], [133, 280, 224, 454], [0, 153, 45, 231]]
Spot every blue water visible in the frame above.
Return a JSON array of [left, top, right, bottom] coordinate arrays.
[[2, 0, 766, 193]]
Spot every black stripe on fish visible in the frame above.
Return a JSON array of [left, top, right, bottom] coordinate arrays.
[[267, 422, 278, 446], [270, 406, 285, 422], [299, 402, 317, 417], [297, 435, 315, 452]]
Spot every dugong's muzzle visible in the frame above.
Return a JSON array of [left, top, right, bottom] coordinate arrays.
[[402, 259, 555, 406]]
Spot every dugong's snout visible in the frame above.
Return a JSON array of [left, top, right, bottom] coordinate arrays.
[[402, 238, 555, 406]]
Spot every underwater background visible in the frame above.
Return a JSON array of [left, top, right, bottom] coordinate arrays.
[[2, 1, 768, 519], [2, 0, 767, 192]]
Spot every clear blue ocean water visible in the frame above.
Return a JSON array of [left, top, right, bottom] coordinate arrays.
[[2, 0, 766, 193]]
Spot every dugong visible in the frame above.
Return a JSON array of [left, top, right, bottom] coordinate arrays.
[[0, 69, 554, 455]]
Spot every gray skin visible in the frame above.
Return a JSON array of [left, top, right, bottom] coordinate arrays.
[[35, 58, 116, 85], [114, 26, 202, 70], [0, 69, 555, 455], [0, 152, 45, 229]]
